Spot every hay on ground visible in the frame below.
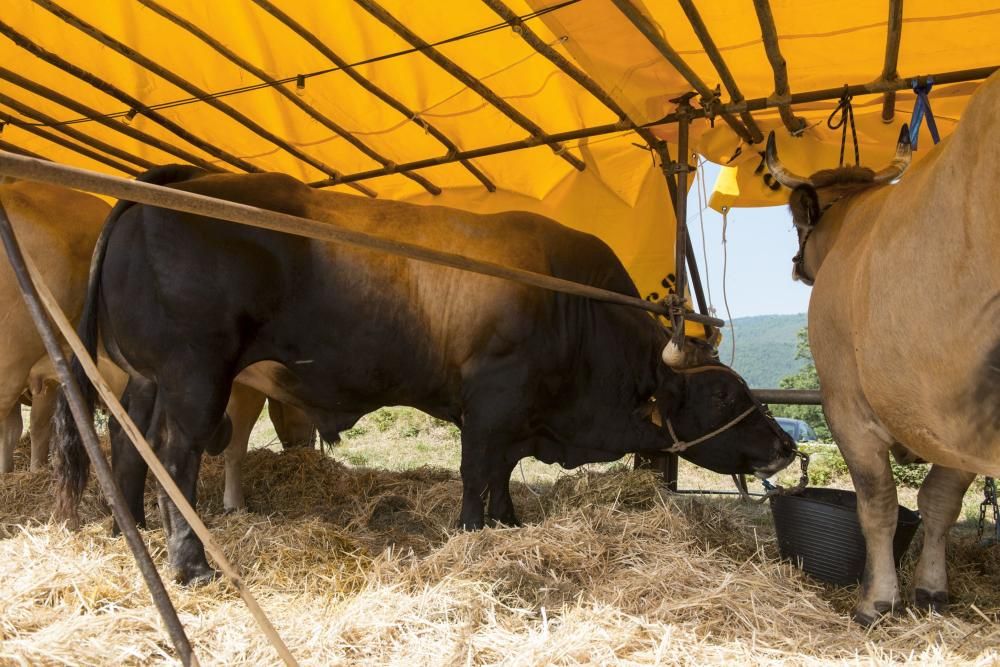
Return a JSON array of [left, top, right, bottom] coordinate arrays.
[[1, 447, 999, 665]]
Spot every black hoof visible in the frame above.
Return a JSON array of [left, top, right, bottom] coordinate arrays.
[[175, 565, 221, 587], [458, 518, 484, 531], [851, 600, 897, 627], [486, 514, 522, 528], [915, 588, 949, 613]]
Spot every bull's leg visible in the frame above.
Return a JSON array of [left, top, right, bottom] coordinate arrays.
[[0, 402, 23, 474], [223, 384, 265, 512], [486, 457, 520, 527], [840, 440, 901, 625], [110, 379, 158, 530], [156, 376, 232, 585], [269, 398, 315, 449], [913, 465, 976, 612], [459, 434, 490, 530], [27, 383, 57, 471]]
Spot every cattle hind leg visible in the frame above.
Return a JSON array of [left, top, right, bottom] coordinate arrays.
[[0, 403, 23, 474], [913, 465, 976, 612]]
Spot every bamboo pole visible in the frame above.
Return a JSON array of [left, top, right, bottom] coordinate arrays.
[[354, 0, 587, 172], [33, 0, 377, 198], [881, 0, 904, 122], [137, 0, 441, 196], [0, 204, 198, 667], [0, 68, 223, 173], [610, 0, 756, 144], [0, 19, 262, 175], [0, 151, 726, 328], [251, 0, 496, 193], [0, 94, 153, 171], [751, 0, 807, 135], [675, 0, 763, 144]]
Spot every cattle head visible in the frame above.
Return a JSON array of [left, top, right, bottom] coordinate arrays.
[[765, 126, 912, 285], [654, 338, 797, 477]]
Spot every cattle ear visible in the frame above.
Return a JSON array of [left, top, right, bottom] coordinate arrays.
[[788, 185, 820, 230]]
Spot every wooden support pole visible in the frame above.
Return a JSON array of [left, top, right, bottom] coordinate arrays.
[[0, 203, 198, 667], [33, 0, 377, 198], [610, 0, 756, 144], [137, 0, 441, 196], [251, 0, 496, 193], [15, 243, 299, 667], [752, 389, 823, 405], [675, 0, 763, 144], [0, 93, 153, 171], [1, 110, 140, 175], [751, 0, 807, 135], [354, 0, 587, 172], [0, 68, 223, 173], [0, 19, 262, 174], [669, 95, 694, 349], [881, 0, 904, 122], [0, 151, 727, 329]]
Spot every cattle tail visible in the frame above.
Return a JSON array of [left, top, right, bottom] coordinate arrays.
[[53, 165, 207, 524]]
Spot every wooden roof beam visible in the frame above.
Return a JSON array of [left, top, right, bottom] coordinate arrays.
[[0, 68, 224, 173], [0, 112, 139, 175], [0, 93, 153, 172], [354, 0, 587, 172], [480, 0, 658, 148], [0, 19, 261, 175], [752, 0, 807, 135], [251, 0, 495, 193], [675, 0, 763, 144], [0, 140, 51, 163], [610, 0, 757, 144], [137, 0, 441, 196], [33, 0, 377, 198], [1, 114, 139, 176], [880, 0, 904, 122]]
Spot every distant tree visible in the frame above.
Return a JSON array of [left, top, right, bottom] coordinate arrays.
[[771, 327, 831, 441]]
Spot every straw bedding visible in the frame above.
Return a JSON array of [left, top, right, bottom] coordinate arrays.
[[1, 443, 999, 666]]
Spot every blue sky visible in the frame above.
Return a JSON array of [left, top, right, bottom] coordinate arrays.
[[685, 161, 812, 319]]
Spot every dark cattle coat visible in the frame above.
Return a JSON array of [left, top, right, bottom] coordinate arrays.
[[58, 166, 794, 583]]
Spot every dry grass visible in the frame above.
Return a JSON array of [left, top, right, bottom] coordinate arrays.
[[1, 415, 999, 665]]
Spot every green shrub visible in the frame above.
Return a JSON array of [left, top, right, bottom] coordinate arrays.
[[891, 461, 930, 488]]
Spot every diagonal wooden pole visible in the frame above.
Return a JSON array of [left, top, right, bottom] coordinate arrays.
[[13, 238, 299, 667], [0, 202, 198, 667]]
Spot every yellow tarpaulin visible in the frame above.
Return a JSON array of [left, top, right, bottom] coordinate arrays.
[[1, 0, 997, 302]]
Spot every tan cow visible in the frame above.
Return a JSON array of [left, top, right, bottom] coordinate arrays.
[[0, 180, 312, 511], [765, 71, 1000, 624]]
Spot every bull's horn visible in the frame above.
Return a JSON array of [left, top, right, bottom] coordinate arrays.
[[764, 131, 813, 189], [871, 124, 913, 184], [661, 340, 686, 367]]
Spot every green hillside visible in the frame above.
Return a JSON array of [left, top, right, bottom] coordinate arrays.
[[721, 313, 807, 388]]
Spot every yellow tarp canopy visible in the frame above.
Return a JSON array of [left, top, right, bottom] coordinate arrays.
[[1, 0, 997, 300]]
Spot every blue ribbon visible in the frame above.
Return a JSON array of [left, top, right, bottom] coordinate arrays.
[[909, 78, 941, 149]]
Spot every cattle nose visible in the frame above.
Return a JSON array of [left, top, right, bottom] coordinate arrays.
[[754, 449, 797, 479]]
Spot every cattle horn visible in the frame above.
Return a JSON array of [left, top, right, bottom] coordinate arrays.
[[871, 124, 913, 184], [661, 340, 687, 367], [764, 131, 813, 189]]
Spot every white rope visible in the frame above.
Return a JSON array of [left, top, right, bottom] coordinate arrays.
[[720, 206, 736, 366]]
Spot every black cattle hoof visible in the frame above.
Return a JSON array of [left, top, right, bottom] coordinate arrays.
[[175, 565, 222, 587], [458, 517, 484, 531], [915, 589, 949, 613], [851, 600, 897, 627], [487, 514, 522, 528]]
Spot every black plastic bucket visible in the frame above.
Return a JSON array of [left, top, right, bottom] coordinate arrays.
[[770, 487, 921, 586]]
